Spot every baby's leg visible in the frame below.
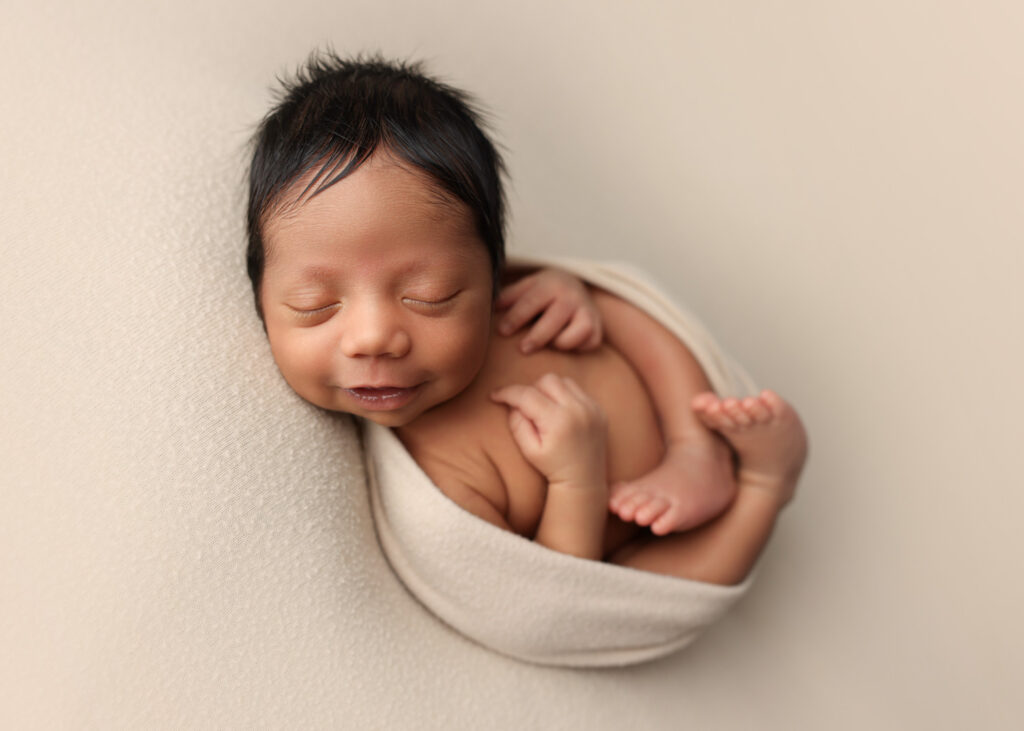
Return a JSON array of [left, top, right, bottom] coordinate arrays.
[[596, 287, 739, 535], [607, 390, 807, 585]]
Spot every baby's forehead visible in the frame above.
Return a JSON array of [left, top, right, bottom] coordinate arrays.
[[291, 150, 453, 202], [268, 154, 467, 230], [262, 154, 480, 267]]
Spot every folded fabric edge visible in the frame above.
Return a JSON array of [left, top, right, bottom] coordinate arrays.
[[362, 254, 757, 667]]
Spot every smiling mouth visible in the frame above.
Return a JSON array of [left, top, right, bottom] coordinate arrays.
[[343, 384, 423, 411]]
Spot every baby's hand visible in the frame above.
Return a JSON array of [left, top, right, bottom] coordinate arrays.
[[496, 268, 602, 354], [490, 374, 607, 489]]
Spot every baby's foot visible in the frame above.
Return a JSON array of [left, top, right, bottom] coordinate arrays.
[[691, 390, 808, 506], [608, 435, 737, 535]]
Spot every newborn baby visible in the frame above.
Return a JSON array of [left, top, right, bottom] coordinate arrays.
[[246, 53, 808, 585]]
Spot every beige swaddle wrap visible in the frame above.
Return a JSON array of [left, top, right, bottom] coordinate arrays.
[[364, 256, 758, 667]]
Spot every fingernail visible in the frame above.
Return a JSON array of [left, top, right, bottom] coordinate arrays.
[[521, 341, 535, 354]]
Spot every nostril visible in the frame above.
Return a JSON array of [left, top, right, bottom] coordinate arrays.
[[391, 330, 412, 358], [340, 324, 410, 359]]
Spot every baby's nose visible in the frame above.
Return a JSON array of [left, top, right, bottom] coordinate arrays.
[[339, 303, 411, 359]]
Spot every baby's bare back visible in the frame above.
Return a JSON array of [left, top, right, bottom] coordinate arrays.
[[396, 320, 664, 549]]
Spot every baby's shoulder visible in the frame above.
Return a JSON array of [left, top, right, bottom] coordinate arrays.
[[396, 391, 516, 530], [395, 354, 548, 536]]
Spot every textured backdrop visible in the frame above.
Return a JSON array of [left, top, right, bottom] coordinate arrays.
[[3, 1, 1022, 728]]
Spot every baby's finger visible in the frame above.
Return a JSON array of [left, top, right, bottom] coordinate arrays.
[[552, 310, 598, 351], [520, 301, 573, 353], [498, 288, 552, 337], [528, 373, 576, 404], [535, 376, 601, 422], [559, 375, 593, 407], [490, 383, 557, 421], [495, 273, 538, 310], [505, 407, 542, 454]]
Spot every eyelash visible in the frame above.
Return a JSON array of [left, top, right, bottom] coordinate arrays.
[[403, 291, 460, 307], [294, 304, 335, 317], [290, 291, 459, 317]]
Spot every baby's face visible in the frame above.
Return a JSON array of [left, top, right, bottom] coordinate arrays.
[[259, 154, 493, 427]]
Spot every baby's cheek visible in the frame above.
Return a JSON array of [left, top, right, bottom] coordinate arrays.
[[271, 331, 331, 398], [443, 325, 489, 378]]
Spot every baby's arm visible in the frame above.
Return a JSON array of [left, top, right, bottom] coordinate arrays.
[[496, 268, 602, 354], [591, 288, 738, 534], [490, 374, 609, 560]]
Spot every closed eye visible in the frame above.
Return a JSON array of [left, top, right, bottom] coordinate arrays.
[[289, 303, 339, 319], [402, 290, 461, 308]]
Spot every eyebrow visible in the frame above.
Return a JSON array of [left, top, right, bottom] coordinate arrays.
[[294, 266, 338, 285]]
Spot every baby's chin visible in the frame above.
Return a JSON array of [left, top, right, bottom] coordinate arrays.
[[334, 397, 431, 428], [353, 409, 418, 428]]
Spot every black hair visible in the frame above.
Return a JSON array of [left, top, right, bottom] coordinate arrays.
[[245, 51, 507, 321]]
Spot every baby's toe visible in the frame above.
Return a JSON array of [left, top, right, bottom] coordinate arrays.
[[633, 497, 669, 526], [759, 389, 786, 419], [691, 392, 718, 412], [608, 482, 635, 510], [722, 398, 751, 427], [694, 402, 719, 431], [744, 396, 772, 423], [703, 401, 736, 431], [650, 506, 685, 536], [615, 491, 649, 521]]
